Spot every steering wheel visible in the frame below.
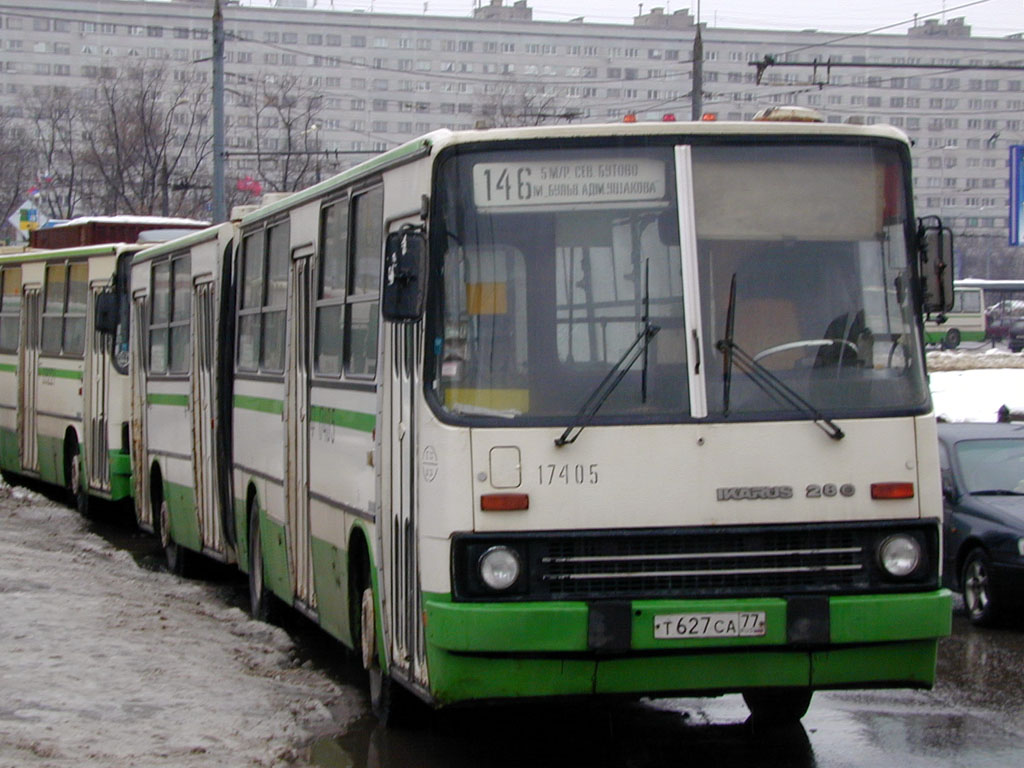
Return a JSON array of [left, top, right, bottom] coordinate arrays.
[[752, 338, 859, 364]]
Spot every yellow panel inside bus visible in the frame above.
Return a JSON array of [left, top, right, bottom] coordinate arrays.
[[466, 282, 508, 315], [444, 388, 530, 413]]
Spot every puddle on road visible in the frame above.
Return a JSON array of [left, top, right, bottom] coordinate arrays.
[[307, 701, 816, 768]]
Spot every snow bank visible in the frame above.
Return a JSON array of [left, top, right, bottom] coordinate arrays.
[[0, 488, 363, 767], [926, 348, 1024, 371]]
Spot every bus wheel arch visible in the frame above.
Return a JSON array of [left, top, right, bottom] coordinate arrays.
[[63, 428, 89, 517]]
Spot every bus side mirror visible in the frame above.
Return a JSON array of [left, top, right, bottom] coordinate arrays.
[[918, 217, 954, 315], [95, 292, 120, 335], [382, 228, 427, 322]]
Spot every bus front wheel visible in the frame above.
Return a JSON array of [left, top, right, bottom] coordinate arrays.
[[360, 585, 416, 725], [742, 688, 813, 724]]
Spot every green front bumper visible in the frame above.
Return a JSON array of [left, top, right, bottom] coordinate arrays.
[[422, 590, 951, 704]]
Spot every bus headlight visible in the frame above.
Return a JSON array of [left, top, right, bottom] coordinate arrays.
[[478, 546, 521, 591], [878, 534, 921, 578]]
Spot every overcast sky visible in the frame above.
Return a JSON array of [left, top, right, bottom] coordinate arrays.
[[238, 0, 1022, 37]]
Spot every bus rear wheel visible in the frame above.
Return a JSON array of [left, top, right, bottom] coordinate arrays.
[[158, 498, 190, 577], [742, 688, 813, 725], [67, 445, 90, 517], [247, 505, 277, 623]]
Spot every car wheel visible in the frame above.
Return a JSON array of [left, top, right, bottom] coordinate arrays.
[[962, 548, 1001, 627], [944, 328, 961, 349]]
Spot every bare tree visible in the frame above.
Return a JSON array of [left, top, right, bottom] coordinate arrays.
[[26, 87, 88, 220], [81, 66, 213, 217], [476, 82, 582, 128], [0, 113, 34, 243], [244, 72, 326, 193]]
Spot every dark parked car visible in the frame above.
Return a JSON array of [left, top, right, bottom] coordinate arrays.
[[1009, 319, 1024, 353], [938, 422, 1024, 625]]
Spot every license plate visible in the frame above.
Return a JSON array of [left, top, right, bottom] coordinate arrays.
[[653, 611, 766, 639]]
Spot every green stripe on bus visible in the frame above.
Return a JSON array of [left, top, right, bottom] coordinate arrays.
[[309, 405, 375, 433], [37, 367, 83, 380], [233, 394, 284, 414], [147, 393, 189, 407], [0, 363, 16, 373]]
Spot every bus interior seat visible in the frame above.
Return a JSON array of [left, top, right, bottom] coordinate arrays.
[[735, 298, 802, 370]]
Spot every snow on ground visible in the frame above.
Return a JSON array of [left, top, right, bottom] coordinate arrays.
[[0, 485, 363, 768], [928, 348, 1024, 423]]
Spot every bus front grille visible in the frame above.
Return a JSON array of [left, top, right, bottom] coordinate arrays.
[[540, 528, 866, 598], [451, 521, 940, 601]]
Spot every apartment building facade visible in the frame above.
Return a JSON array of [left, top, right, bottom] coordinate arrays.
[[0, 0, 1021, 247]]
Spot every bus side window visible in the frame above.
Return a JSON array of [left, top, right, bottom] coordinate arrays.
[[314, 197, 348, 376], [345, 186, 383, 379], [0, 267, 21, 352]]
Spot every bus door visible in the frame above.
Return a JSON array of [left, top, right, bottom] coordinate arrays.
[[285, 248, 315, 610], [192, 278, 221, 553], [84, 285, 111, 493], [381, 218, 428, 689], [17, 288, 40, 473], [130, 293, 152, 529]]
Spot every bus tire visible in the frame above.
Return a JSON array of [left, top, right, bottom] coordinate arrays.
[[247, 504, 277, 623], [945, 328, 961, 349], [67, 441, 90, 518], [158, 497, 190, 577], [742, 688, 813, 724], [360, 584, 416, 726]]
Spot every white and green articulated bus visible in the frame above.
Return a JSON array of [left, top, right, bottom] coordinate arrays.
[[164, 117, 955, 724], [129, 222, 238, 573], [0, 242, 140, 513]]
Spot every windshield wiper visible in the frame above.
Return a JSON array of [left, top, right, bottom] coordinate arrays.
[[970, 489, 1024, 496], [555, 323, 660, 447], [714, 276, 844, 441], [720, 273, 738, 415]]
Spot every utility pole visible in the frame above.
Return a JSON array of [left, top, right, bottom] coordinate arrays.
[[691, 2, 702, 120], [212, 0, 226, 223]]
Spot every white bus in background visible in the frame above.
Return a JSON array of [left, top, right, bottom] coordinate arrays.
[[923, 283, 985, 348], [130, 223, 237, 573], [0, 219, 205, 513]]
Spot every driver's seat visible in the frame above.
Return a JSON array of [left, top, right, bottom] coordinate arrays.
[[736, 298, 802, 370]]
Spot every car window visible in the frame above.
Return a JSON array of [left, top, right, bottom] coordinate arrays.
[[955, 438, 1024, 494]]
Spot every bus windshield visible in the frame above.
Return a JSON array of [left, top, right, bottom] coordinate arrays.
[[429, 140, 929, 426]]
